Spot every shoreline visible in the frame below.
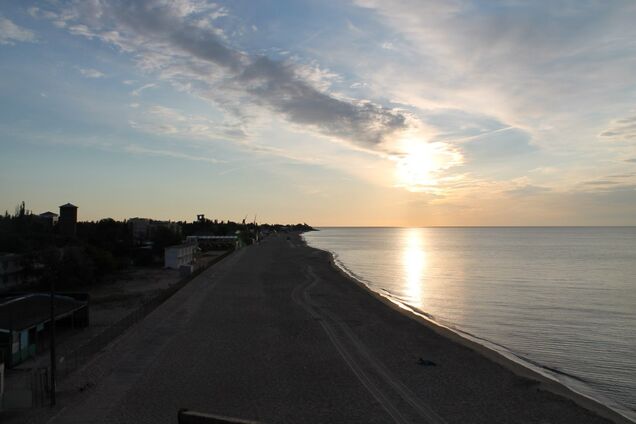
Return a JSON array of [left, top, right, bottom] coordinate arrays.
[[300, 233, 634, 424], [12, 232, 632, 423]]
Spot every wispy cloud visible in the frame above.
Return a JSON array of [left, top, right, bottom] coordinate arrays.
[[0, 16, 36, 45], [127, 104, 326, 164], [78, 67, 105, 78], [22, 1, 636, 205], [352, 0, 636, 150], [130, 104, 248, 141], [35, 0, 414, 154], [131, 83, 156, 97], [600, 115, 636, 142], [124, 144, 223, 164], [578, 171, 636, 193], [505, 184, 552, 197]]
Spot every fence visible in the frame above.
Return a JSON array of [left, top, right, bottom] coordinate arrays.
[[53, 249, 234, 380]]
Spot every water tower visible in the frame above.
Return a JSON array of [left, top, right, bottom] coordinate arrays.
[[59, 203, 78, 236]]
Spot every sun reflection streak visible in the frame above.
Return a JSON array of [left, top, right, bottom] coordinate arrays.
[[402, 228, 427, 305]]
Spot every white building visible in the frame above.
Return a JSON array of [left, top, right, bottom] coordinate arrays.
[[164, 242, 198, 269], [38, 211, 59, 226]]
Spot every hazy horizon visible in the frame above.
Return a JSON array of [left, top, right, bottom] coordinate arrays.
[[2, 1, 636, 226]]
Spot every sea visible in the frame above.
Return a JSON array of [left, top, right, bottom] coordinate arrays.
[[303, 227, 636, 421]]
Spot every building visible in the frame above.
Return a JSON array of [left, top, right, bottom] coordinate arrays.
[[0, 293, 89, 367], [164, 242, 198, 270], [59, 203, 78, 236], [129, 218, 152, 242], [0, 254, 42, 293], [129, 218, 182, 243], [0, 254, 24, 291], [38, 211, 58, 227]]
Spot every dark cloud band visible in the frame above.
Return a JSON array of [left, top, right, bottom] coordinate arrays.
[[43, 0, 410, 150]]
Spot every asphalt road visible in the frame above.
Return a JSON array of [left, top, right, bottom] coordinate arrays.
[[28, 234, 615, 424]]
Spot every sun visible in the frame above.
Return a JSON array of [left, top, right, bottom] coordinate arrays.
[[394, 139, 462, 192], [396, 143, 439, 187]]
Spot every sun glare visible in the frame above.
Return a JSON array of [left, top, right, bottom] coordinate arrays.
[[394, 139, 462, 192]]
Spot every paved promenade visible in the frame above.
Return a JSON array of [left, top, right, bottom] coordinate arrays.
[[13, 234, 620, 423]]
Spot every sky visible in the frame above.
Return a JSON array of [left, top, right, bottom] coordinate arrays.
[[1, 0, 636, 226]]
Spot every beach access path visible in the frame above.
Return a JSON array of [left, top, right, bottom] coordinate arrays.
[[17, 233, 621, 423]]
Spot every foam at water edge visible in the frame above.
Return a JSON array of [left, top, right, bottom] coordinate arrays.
[[301, 233, 636, 423]]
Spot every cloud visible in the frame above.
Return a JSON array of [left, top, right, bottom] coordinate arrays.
[[128, 103, 249, 145], [37, 0, 413, 153], [352, 0, 636, 149], [455, 128, 537, 164], [600, 115, 636, 142], [579, 172, 636, 193], [583, 180, 619, 186], [0, 16, 37, 45], [505, 184, 551, 197], [32, 0, 636, 202], [131, 83, 156, 97], [78, 67, 105, 78], [238, 56, 408, 149], [421, 109, 512, 143], [124, 144, 222, 164]]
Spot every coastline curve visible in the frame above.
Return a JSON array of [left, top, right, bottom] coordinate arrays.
[[301, 233, 635, 424]]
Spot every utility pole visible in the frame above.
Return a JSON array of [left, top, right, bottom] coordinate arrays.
[[50, 270, 56, 406]]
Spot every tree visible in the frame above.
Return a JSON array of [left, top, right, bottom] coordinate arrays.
[[151, 225, 182, 256]]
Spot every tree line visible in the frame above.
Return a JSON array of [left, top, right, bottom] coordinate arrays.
[[1, 202, 313, 291]]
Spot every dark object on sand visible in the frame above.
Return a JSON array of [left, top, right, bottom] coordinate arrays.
[[418, 358, 437, 366]]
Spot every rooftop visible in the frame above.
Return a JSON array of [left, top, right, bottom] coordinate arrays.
[[39, 211, 59, 217], [0, 293, 87, 332]]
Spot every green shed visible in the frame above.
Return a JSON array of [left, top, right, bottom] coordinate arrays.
[[0, 293, 89, 367]]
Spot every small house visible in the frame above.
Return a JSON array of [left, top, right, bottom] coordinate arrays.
[[0, 293, 89, 367]]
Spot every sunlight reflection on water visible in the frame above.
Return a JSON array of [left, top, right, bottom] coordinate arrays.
[[402, 228, 426, 304], [304, 227, 636, 419]]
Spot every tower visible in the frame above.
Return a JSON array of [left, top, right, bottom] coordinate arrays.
[[59, 203, 78, 236]]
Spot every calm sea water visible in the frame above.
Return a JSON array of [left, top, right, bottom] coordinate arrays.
[[303, 227, 636, 420]]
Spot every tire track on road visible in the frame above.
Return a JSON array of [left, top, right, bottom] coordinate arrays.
[[305, 266, 446, 424], [291, 271, 411, 424], [292, 265, 447, 424]]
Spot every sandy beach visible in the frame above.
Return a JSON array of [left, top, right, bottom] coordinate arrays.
[[5, 233, 630, 424]]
